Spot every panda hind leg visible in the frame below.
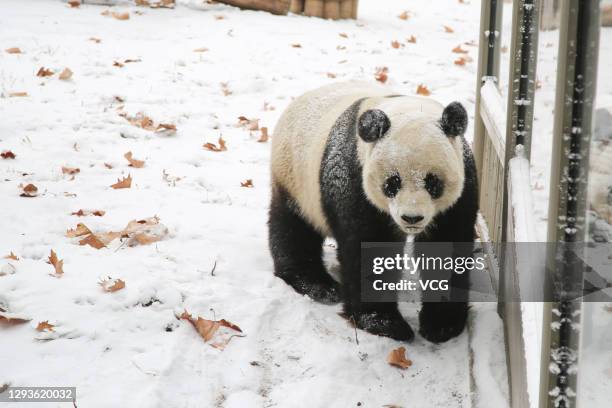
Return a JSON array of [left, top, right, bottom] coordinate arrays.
[[268, 186, 341, 304]]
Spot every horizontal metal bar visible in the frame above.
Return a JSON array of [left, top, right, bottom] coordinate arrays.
[[479, 80, 507, 167]]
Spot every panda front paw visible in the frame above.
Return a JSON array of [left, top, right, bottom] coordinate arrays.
[[348, 309, 415, 342], [419, 302, 468, 343]]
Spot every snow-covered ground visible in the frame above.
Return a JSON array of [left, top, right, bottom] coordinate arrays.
[[4, 0, 588, 406]]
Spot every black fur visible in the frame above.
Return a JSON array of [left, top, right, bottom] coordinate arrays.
[[358, 109, 390, 143], [439, 102, 468, 137], [268, 99, 479, 343]]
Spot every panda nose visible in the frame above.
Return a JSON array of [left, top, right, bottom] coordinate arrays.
[[401, 215, 424, 225]]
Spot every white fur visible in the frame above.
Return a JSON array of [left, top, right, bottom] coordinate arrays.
[[271, 82, 465, 237]]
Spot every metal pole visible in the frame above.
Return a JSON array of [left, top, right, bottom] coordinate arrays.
[[540, 1, 600, 407], [474, 0, 503, 179]]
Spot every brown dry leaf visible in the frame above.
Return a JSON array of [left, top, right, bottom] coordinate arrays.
[[452, 45, 468, 54], [99, 278, 126, 292], [214, 14, 225, 20], [68, 0, 80, 8], [4, 252, 19, 261], [5, 47, 21, 54], [113, 61, 125, 68], [58, 68, 73, 80], [47, 250, 64, 277], [123, 112, 156, 131], [336, 45, 346, 50], [124, 58, 141, 64], [104, 163, 113, 169], [1, 150, 16, 159], [240, 179, 253, 188], [179, 310, 243, 349], [156, 123, 177, 134], [387, 346, 412, 369], [66, 223, 92, 238], [203, 137, 227, 152], [237, 116, 259, 131], [193, 47, 209, 52], [20, 183, 38, 197], [375, 66, 389, 84], [257, 127, 269, 143], [9, 92, 28, 97], [220, 82, 232, 96], [121, 216, 167, 246], [111, 174, 132, 189], [326, 72, 336, 78], [398, 11, 410, 20], [391, 40, 402, 49], [62, 166, 80, 175], [124, 151, 145, 168], [71, 209, 105, 217], [444, 25, 455, 33], [291, 43, 302, 48], [454, 57, 467, 66], [89, 37, 101, 43], [37, 67, 54, 77], [0, 313, 30, 326], [79, 234, 106, 249], [338, 32, 348, 38], [416, 84, 431, 96], [112, 12, 130, 20], [407, 35, 417, 44], [36, 321, 55, 332]]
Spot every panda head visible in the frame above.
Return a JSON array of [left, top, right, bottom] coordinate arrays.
[[358, 101, 468, 235]]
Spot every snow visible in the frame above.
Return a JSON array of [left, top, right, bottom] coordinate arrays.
[[0, 0, 511, 407]]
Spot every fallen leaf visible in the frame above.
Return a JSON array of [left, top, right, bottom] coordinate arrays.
[[36, 67, 54, 77], [20, 184, 38, 197], [104, 163, 113, 169], [257, 127, 269, 143], [5, 47, 21, 54], [111, 175, 132, 189], [0, 313, 30, 325], [375, 66, 388, 84], [66, 223, 92, 238], [444, 25, 455, 33], [387, 346, 412, 369], [4, 252, 19, 261], [124, 151, 145, 168], [203, 137, 227, 152], [62, 166, 80, 175], [179, 310, 244, 349], [391, 40, 402, 49], [58, 68, 73, 80], [68, 0, 80, 8], [113, 61, 125, 68], [214, 14, 225, 20], [454, 57, 467, 66], [99, 278, 126, 292], [9, 92, 28, 97], [336, 45, 346, 50], [416, 84, 431, 96], [237, 116, 259, 131], [326, 72, 337, 78], [220, 82, 232, 96], [407, 35, 417, 44], [1, 151, 16, 159], [452, 45, 468, 54], [398, 11, 410, 20], [36, 321, 55, 332], [121, 216, 167, 246], [156, 123, 176, 134], [291, 43, 302, 48], [112, 12, 130, 20], [241, 179, 253, 188], [124, 58, 141, 64], [79, 234, 106, 249], [339, 32, 348, 38], [71, 209, 105, 217], [89, 37, 101, 43], [47, 250, 64, 277], [193, 47, 209, 52]]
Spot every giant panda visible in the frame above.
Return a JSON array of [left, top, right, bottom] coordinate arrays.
[[268, 82, 478, 343]]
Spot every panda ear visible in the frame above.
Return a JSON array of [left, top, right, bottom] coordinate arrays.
[[358, 109, 390, 143], [440, 102, 468, 137]]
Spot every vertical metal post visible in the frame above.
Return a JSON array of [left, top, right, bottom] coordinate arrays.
[[502, 0, 540, 243], [540, 1, 600, 407], [474, 0, 503, 178]]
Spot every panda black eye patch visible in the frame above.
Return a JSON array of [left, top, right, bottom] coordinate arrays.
[[424, 173, 444, 199], [383, 174, 402, 198]]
